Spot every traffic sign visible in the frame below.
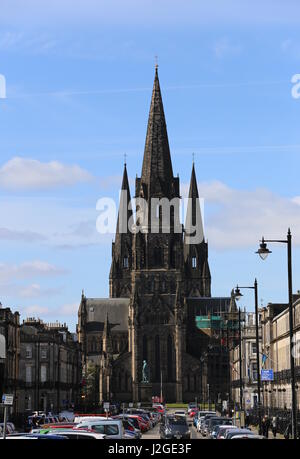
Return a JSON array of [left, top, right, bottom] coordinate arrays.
[[261, 369, 274, 381], [2, 394, 13, 406]]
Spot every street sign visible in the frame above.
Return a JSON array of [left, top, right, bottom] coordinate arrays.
[[2, 394, 13, 406], [103, 402, 110, 410], [129, 402, 133, 408], [261, 369, 274, 381]]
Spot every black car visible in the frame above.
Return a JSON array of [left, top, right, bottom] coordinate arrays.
[[160, 416, 191, 440]]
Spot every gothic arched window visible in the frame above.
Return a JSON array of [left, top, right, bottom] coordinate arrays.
[[123, 256, 129, 268], [154, 247, 163, 267], [192, 256, 197, 269]]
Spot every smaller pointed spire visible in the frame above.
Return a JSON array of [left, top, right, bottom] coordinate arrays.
[[184, 163, 204, 245], [115, 163, 133, 237], [229, 289, 238, 314], [103, 311, 113, 355]]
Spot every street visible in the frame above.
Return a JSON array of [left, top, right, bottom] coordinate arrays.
[[142, 409, 202, 440]]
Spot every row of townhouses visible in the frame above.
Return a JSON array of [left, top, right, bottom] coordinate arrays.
[[0, 304, 81, 418], [230, 292, 300, 412]]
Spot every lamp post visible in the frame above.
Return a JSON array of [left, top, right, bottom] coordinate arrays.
[[256, 229, 297, 439], [234, 280, 262, 435]]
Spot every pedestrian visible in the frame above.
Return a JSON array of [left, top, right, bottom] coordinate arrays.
[[284, 422, 292, 440], [271, 416, 278, 438], [262, 415, 270, 438], [245, 411, 250, 428]]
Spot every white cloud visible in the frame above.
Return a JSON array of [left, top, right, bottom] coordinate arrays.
[[214, 37, 242, 59], [182, 180, 300, 249], [0, 157, 93, 190], [58, 302, 78, 316], [23, 304, 50, 315], [0, 260, 67, 283], [21, 301, 78, 319], [0, 227, 46, 242], [19, 283, 63, 298], [280, 38, 300, 59]]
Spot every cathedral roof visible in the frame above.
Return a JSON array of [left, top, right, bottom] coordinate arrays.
[[84, 298, 129, 332]]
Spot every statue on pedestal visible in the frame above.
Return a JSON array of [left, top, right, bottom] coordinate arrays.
[[142, 360, 149, 383]]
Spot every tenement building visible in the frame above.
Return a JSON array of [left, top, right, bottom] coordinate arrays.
[[18, 318, 82, 414], [0, 303, 20, 413], [230, 311, 262, 410], [77, 67, 232, 403], [260, 294, 300, 411]]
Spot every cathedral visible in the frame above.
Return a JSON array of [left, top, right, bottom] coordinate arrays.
[[77, 67, 236, 403]]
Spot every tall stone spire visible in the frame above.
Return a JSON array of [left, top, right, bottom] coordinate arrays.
[[139, 67, 175, 200]]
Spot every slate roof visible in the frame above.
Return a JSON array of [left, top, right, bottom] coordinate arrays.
[[85, 298, 129, 332]]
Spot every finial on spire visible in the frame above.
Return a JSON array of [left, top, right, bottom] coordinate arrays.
[[192, 152, 195, 164], [155, 55, 158, 71], [124, 153, 127, 166]]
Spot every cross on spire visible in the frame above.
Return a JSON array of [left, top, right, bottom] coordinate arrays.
[[155, 55, 158, 70]]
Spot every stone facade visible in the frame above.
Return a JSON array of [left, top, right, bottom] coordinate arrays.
[[0, 304, 20, 413], [18, 318, 81, 414], [260, 294, 300, 411], [231, 311, 262, 410], [77, 68, 232, 403]]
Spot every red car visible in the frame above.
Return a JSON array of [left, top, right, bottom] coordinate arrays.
[[189, 409, 198, 418]]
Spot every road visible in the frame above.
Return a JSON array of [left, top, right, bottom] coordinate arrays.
[[142, 409, 202, 440]]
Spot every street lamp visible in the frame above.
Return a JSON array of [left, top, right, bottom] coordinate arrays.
[[234, 280, 262, 435], [256, 229, 297, 439]]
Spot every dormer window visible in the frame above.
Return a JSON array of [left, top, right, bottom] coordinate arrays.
[[123, 256, 129, 268], [192, 256, 197, 268]]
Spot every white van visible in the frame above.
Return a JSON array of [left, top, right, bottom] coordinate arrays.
[[74, 419, 124, 439]]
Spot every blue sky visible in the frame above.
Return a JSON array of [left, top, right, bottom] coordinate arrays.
[[1, 0, 300, 331]]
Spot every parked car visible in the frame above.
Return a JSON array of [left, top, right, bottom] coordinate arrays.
[[187, 402, 198, 415], [224, 428, 254, 439], [74, 419, 124, 439], [194, 410, 216, 428], [3, 433, 67, 440], [48, 430, 106, 440], [200, 414, 218, 436], [160, 415, 191, 440], [207, 417, 233, 437], [122, 416, 141, 438], [231, 434, 265, 439], [174, 410, 186, 418], [216, 425, 238, 439]]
